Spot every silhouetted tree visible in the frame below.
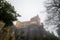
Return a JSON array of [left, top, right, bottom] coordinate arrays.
[[32, 35, 38, 40], [42, 34, 59, 40]]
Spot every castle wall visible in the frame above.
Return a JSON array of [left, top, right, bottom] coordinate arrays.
[[0, 21, 5, 30], [16, 21, 23, 28], [16, 15, 40, 28]]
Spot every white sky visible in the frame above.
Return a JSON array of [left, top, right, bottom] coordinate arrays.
[[7, 0, 47, 22]]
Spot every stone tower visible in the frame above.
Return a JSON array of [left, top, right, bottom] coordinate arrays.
[[31, 15, 40, 25]]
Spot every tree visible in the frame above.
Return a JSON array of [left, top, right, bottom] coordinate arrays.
[[0, 0, 21, 40], [45, 0, 60, 38], [32, 35, 38, 40], [45, 0, 59, 26], [0, 0, 20, 26]]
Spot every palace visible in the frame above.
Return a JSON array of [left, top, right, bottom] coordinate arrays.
[[16, 15, 41, 28]]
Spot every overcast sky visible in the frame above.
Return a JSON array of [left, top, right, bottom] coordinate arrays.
[[7, 0, 47, 22]]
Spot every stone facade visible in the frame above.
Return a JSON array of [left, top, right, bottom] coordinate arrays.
[[16, 15, 40, 28], [0, 21, 5, 30]]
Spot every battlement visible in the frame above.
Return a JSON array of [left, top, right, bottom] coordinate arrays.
[[16, 15, 41, 28]]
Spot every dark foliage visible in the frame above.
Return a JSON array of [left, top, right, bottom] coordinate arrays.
[[0, 0, 20, 26]]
